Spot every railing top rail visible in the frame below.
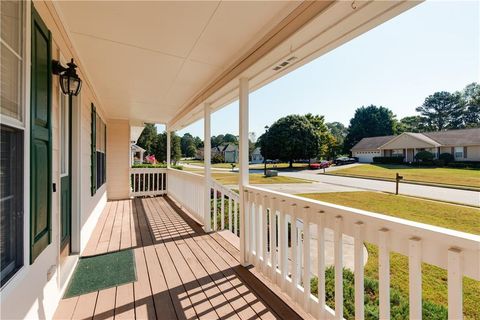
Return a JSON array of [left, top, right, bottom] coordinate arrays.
[[245, 184, 480, 280], [167, 167, 204, 180], [130, 167, 167, 173]]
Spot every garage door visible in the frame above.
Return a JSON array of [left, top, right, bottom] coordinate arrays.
[[354, 151, 380, 163]]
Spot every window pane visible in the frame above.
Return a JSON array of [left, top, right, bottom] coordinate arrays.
[[0, 125, 23, 285], [1, 43, 22, 121], [0, 1, 23, 55]]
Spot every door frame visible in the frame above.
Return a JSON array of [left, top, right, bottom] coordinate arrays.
[[58, 54, 81, 257]]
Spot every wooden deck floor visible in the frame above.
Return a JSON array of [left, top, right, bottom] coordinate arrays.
[[54, 196, 306, 320]]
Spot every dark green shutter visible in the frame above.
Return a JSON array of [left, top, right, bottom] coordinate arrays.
[[91, 104, 97, 195], [30, 6, 52, 263]]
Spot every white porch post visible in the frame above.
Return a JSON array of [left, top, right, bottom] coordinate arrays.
[[166, 128, 171, 168], [204, 103, 212, 232], [239, 77, 250, 266]]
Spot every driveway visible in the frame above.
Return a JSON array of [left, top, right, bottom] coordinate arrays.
[[280, 171, 480, 207]]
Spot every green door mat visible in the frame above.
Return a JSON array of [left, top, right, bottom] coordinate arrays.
[[64, 249, 137, 298]]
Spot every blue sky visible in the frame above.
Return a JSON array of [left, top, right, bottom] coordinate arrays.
[[165, 1, 479, 140]]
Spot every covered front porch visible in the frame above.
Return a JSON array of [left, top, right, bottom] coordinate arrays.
[[54, 196, 307, 320]]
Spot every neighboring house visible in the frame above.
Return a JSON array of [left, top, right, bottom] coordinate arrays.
[[195, 144, 239, 163], [251, 147, 264, 164], [130, 144, 145, 165], [352, 128, 480, 163], [195, 147, 204, 160], [223, 143, 239, 163]]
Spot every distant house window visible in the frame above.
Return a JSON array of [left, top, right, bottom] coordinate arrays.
[[454, 146, 464, 159]]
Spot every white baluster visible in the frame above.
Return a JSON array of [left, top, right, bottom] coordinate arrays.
[[302, 206, 311, 312], [269, 196, 277, 281], [234, 199, 238, 236], [448, 247, 463, 320], [334, 216, 343, 320], [409, 237, 422, 320], [262, 195, 268, 274], [228, 196, 232, 232], [291, 204, 299, 301], [317, 211, 326, 318], [221, 193, 225, 230], [354, 222, 365, 320], [279, 200, 288, 291], [379, 228, 390, 320], [213, 188, 217, 231]]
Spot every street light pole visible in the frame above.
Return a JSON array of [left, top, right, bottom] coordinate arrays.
[[264, 125, 269, 176]]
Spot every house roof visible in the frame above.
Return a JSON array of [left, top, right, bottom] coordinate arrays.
[[351, 128, 480, 151], [131, 144, 145, 152], [351, 135, 395, 151], [423, 128, 480, 146]]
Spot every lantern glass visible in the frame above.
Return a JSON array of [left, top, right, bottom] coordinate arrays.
[[60, 74, 70, 95]]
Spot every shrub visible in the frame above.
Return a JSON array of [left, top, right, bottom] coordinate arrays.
[[310, 267, 448, 320], [212, 153, 225, 164], [447, 161, 480, 169], [439, 153, 454, 164], [372, 156, 404, 164], [433, 159, 445, 167], [415, 150, 434, 162]]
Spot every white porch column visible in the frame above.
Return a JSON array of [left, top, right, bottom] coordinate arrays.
[[166, 128, 171, 168], [204, 103, 212, 232], [239, 77, 250, 266]]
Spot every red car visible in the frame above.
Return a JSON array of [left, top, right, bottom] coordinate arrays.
[[309, 161, 331, 170]]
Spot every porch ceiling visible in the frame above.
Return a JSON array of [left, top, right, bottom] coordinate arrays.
[[54, 1, 300, 124]]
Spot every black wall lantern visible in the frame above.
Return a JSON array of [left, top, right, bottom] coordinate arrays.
[[52, 58, 82, 96]]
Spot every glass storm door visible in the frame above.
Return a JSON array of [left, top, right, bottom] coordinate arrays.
[[60, 93, 72, 253]]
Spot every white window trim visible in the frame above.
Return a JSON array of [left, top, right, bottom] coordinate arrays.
[[0, 0, 31, 294]]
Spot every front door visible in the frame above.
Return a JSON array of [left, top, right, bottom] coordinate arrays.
[[60, 91, 72, 256]]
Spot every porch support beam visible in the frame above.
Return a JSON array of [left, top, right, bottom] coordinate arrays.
[[239, 77, 250, 266], [204, 103, 212, 232], [166, 128, 171, 168]]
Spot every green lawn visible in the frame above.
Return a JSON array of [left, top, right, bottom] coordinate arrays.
[[329, 164, 480, 189], [212, 172, 310, 185], [180, 160, 309, 170], [299, 191, 480, 319]]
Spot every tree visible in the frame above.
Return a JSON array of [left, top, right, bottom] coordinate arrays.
[[136, 123, 157, 155], [326, 122, 348, 158], [344, 105, 397, 152], [180, 133, 197, 157], [305, 114, 336, 159], [211, 134, 224, 147], [415, 91, 462, 131], [258, 115, 319, 167], [396, 116, 425, 133], [151, 131, 181, 164], [223, 133, 238, 144], [461, 82, 480, 127]]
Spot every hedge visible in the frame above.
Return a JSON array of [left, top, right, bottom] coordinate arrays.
[[372, 156, 404, 164]]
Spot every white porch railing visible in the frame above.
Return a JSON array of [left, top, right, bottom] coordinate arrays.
[[129, 168, 167, 197], [243, 185, 480, 320], [166, 168, 205, 223], [210, 179, 240, 235]]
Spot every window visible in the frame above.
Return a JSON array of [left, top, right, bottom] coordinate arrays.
[[1, 1, 24, 123], [91, 104, 106, 195], [454, 146, 463, 159], [392, 149, 404, 157], [1, 0, 25, 285]]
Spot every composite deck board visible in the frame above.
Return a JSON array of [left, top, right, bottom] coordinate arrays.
[[54, 196, 304, 320]]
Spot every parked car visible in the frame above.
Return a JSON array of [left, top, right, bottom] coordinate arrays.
[[309, 160, 331, 170], [334, 156, 357, 166]]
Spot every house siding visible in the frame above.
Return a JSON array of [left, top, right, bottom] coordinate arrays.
[[106, 120, 131, 200], [0, 2, 108, 319]]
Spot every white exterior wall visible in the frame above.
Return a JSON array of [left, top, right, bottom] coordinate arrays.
[[0, 2, 108, 319], [106, 120, 131, 200]]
